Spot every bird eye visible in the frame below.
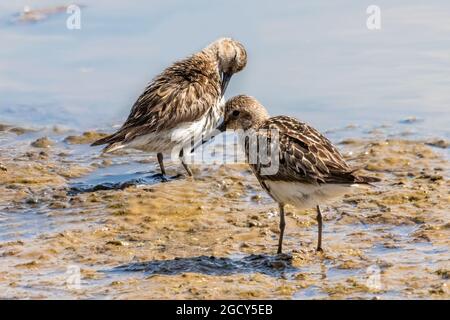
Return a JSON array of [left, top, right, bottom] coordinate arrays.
[[232, 110, 240, 117]]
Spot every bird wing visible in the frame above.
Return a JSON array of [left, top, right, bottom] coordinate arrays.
[[252, 116, 362, 184], [92, 52, 221, 147]]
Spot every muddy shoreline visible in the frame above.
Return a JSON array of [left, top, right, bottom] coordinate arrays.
[[0, 124, 449, 299]]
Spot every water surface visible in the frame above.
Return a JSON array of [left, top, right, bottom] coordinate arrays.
[[0, 0, 449, 138], [0, 1, 449, 300]]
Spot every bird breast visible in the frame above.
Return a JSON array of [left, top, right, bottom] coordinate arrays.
[[263, 180, 355, 209]]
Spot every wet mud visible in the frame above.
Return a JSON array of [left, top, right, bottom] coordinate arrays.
[[0, 123, 448, 299]]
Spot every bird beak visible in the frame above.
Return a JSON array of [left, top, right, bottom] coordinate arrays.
[[215, 120, 227, 133], [190, 121, 227, 153], [221, 72, 232, 97]]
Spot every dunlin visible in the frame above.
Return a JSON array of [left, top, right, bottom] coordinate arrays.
[[213, 95, 380, 253], [92, 38, 247, 177]]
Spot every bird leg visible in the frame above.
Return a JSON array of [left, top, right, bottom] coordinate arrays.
[[316, 205, 323, 252], [157, 152, 166, 176], [277, 203, 286, 254], [179, 149, 193, 177]]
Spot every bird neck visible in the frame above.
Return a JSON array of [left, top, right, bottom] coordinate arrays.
[[253, 112, 270, 130], [202, 43, 220, 63]]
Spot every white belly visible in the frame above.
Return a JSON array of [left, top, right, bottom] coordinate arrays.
[[125, 99, 224, 154], [264, 180, 355, 209], [125, 129, 179, 153]]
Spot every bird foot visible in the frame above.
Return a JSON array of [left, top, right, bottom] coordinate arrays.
[[276, 252, 293, 260], [152, 173, 169, 182], [180, 172, 194, 180]]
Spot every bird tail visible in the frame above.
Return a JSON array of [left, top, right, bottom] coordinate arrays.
[[91, 134, 114, 147], [353, 174, 381, 186], [329, 167, 381, 186], [91, 135, 125, 153]]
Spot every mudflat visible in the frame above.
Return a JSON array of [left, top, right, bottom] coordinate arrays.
[[0, 124, 448, 299]]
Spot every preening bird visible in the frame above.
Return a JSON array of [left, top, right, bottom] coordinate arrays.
[[92, 38, 247, 177]]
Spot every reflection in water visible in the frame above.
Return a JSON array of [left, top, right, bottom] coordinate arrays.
[[68, 173, 183, 195], [113, 254, 296, 277]]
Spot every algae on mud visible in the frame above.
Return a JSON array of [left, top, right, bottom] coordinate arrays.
[[0, 125, 449, 299]]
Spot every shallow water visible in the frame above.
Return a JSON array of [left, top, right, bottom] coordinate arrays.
[[0, 124, 449, 299], [0, 1, 449, 299], [1, 1, 449, 137]]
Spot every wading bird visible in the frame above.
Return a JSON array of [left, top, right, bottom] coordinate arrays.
[[92, 38, 247, 177], [210, 95, 380, 253]]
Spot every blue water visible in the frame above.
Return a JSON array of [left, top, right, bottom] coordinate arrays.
[[0, 0, 449, 138]]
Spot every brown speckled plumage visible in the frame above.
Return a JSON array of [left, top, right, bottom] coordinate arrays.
[[221, 95, 380, 253], [93, 51, 221, 150], [254, 116, 377, 185], [224, 95, 378, 186], [92, 38, 247, 175]]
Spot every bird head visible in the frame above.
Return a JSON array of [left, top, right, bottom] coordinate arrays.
[[208, 38, 247, 96], [218, 95, 269, 132]]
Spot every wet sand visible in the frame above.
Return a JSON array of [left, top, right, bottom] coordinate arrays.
[[0, 124, 449, 299], [1, 0, 449, 300]]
